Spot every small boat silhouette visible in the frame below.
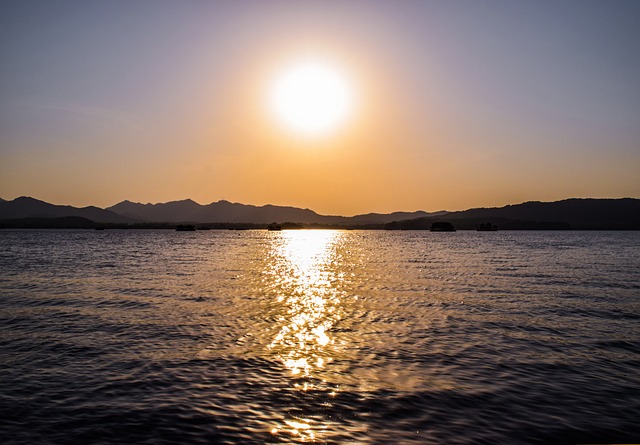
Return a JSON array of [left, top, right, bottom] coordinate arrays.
[[476, 223, 498, 231], [430, 222, 456, 232], [176, 224, 196, 231]]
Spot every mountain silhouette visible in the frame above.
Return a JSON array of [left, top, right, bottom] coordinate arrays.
[[2, 196, 639, 229], [108, 199, 327, 224], [386, 198, 640, 230], [106, 199, 438, 224], [0, 197, 138, 224], [447, 198, 640, 228]]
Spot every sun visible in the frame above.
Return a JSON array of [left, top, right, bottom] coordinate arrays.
[[269, 60, 354, 137]]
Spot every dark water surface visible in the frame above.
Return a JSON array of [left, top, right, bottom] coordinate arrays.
[[1, 229, 639, 444]]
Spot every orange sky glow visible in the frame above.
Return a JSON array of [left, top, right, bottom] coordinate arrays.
[[1, 2, 638, 215]]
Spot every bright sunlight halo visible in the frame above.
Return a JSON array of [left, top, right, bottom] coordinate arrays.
[[269, 60, 354, 137]]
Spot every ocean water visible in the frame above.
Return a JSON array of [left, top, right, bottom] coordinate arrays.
[[0, 229, 639, 444]]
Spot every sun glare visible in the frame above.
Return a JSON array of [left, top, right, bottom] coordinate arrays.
[[269, 60, 354, 137]]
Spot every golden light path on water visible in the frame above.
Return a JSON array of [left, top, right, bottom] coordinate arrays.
[[264, 230, 346, 441]]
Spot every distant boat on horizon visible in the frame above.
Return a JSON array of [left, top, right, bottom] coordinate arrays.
[[176, 224, 196, 231], [430, 222, 456, 232], [476, 222, 498, 231]]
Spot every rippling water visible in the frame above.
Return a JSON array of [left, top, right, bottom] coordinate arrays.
[[1, 229, 639, 444]]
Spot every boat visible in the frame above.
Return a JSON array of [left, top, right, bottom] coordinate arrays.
[[176, 224, 196, 231], [476, 223, 498, 231], [430, 222, 456, 232]]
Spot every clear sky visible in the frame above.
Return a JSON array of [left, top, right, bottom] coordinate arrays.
[[1, 0, 639, 215]]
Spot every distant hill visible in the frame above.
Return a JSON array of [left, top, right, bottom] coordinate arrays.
[[107, 199, 324, 224], [344, 210, 445, 225], [386, 198, 640, 230], [0, 197, 138, 224], [107, 199, 441, 225], [448, 198, 640, 229]]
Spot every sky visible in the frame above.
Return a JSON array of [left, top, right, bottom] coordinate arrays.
[[1, 0, 639, 215]]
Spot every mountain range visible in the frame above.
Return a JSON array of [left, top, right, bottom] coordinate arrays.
[[0, 196, 439, 226], [106, 199, 440, 225], [1, 196, 639, 229], [385, 198, 640, 230], [0, 197, 135, 224]]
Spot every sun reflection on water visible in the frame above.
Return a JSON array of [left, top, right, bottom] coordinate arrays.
[[267, 230, 342, 377], [264, 230, 344, 440]]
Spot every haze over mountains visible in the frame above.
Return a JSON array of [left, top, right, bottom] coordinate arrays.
[[1, 196, 639, 229]]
